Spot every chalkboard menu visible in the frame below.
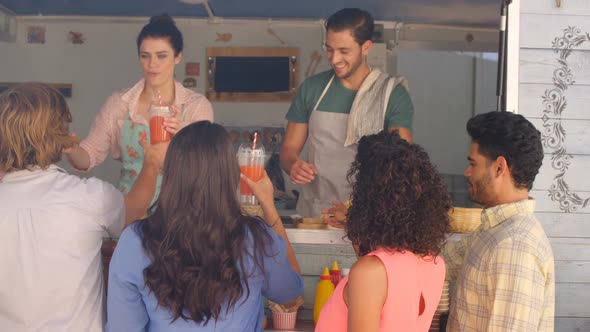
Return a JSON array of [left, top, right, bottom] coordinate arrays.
[[214, 57, 290, 93], [206, 47, 299, 102]]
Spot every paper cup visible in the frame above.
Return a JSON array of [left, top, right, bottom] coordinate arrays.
[[272, 311, 297, 330]]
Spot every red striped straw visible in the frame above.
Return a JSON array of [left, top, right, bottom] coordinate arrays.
[[250, 132, 258, 167], [157, 90, 163, 106]]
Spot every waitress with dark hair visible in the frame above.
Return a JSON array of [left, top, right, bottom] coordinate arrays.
[[106, 121, 303, 332], [65, 14, 213, 221]]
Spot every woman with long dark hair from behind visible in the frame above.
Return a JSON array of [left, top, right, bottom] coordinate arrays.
[[106, 121, 303, 331], [316, 131, 452, 332]]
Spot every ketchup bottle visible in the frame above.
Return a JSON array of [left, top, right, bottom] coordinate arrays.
[[329, 261, 341, 287]]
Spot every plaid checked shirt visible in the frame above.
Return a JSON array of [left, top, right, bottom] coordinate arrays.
[[443, 199, 555, 332]]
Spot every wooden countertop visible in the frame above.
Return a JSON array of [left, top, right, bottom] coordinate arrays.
[[104, 229, 464, 248], [286, 227, 349, 245], [103, 227, 351, 246]]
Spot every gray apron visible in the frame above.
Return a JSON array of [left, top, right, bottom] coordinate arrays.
[[296, 76, 358, 217]]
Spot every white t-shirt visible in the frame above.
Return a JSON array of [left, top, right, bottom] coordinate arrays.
[[0, 165, 125, 332]]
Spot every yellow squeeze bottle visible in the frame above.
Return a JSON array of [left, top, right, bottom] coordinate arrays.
[[313, 267, 335, 325]]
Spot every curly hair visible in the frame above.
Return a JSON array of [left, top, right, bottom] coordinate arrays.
[[140, 121, 273, 324], [0, 82, 77, 172], [346, 131, 452, 257], [467, 111, 543, 190]]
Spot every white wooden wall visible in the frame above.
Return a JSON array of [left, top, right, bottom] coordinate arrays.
[[520, 1, 590, 330]]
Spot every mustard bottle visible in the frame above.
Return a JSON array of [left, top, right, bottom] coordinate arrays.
[[313, 267, 335, 325]]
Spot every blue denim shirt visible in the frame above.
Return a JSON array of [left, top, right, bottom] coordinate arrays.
[[106, 220, 303, 332]]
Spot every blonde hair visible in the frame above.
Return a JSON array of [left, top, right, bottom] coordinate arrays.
[[0, 82, 78, 172]]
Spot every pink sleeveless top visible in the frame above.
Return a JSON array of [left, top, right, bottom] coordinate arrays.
[[315, 248, 445, 332]]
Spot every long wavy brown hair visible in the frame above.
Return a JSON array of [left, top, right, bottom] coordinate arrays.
[[0, 82, 77, 172], [346, 131, 452, 257], [140, 121, 273, 324]]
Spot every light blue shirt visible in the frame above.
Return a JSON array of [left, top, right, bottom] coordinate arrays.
[[106, 221, 303, 332]]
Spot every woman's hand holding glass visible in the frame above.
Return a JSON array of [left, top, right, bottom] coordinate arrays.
[[240, 170, 274, 208], [163, 105, 182, 136]]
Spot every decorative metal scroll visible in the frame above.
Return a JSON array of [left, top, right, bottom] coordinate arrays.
[[542, 26, 590, 212]]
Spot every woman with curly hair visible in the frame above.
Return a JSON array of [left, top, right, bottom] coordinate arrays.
[[316, 130, 451, 332], [106, 121, 303, 332]]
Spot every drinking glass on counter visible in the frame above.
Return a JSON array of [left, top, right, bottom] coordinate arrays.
[[238, 138, 265, 205], [148, 104, 173, 144]]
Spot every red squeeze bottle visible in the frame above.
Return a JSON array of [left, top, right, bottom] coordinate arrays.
[[330, 261, 341, 287]]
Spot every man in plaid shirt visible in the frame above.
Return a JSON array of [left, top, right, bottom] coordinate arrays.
[[443, 111, 555, 331]]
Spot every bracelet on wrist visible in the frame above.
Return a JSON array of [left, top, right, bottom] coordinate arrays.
[[269, 216, 281, 227]]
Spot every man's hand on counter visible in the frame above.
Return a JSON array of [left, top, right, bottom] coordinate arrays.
[[322, 200, 348, 229], [289, 159, 318, 184]]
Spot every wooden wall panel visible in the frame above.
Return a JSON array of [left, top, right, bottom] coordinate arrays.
[[519, 83, 590, 120], [532, 189, 590, 213], [546, 237, 590, 261], [534, 154, 590, 192], [556, 283, 590, 317], [292, 244, 356, 276], [520, 49, 590, 85], [537, 212, 590, 238], [520, 14, 590, 49], [523, 0, 590, 15], [555, 317, 590, 332], [555, 261, 590, 283], [528, 118, 590, 155]]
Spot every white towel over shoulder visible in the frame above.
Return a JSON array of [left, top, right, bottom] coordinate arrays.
[[344, 68, 408, 147]]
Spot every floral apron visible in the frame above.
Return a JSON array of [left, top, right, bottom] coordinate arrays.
[[118, 106, 183, 206]]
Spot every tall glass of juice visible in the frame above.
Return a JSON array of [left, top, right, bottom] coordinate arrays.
[[148, 105, 172, 144], [237, 142, 265, 205]]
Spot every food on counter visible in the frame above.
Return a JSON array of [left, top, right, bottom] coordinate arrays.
[[302, 217, 323, 224], [295, 218, 326, 229], [293, 216, 345, 230]]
